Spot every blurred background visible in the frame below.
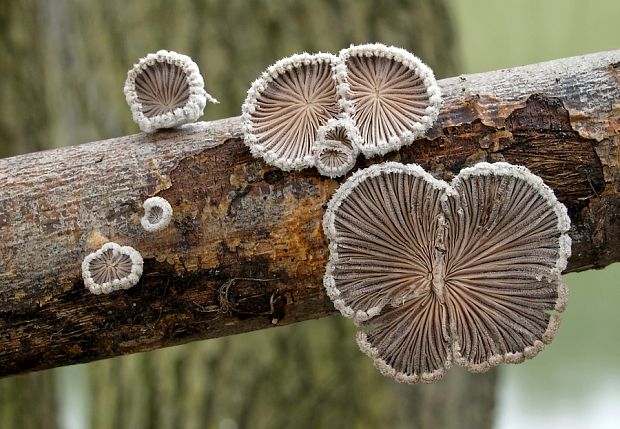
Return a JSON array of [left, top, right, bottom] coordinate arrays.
[[0, 0, 618, 428]]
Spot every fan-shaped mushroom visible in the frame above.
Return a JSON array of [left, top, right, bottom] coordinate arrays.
[[313, 118, 361, 178], [241, 53, 349, 171], [124, 50, 218, 133], [339, 43, 441, 157], [82, 242, 144, 295], [324, 162, 571, 383]]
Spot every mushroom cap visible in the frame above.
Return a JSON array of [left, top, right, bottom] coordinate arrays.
[[141, 196, 173, 232], [323, 162, 451, 322], [124, 50, 218, 133], [446, 162, 570, 372], [323, 161, 570, 383], [82, 242, 144, 295], [339, 43, 442, 157], [241, 52, 349, 171], [313, 118, 361, 178]]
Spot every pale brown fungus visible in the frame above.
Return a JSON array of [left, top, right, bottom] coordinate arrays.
[[241, 53, 348, 171], [324, 162, 571, 383], [314, 118, 361, 178], [339, 44, 441, 157]]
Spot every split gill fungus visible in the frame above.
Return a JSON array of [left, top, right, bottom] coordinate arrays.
[[339, 43, 442, 158], [124, 50, 218, 133], [313, 118, 362, 178], [82, 242, 144, 295], [241, 52, 350, 171], [241, 44, 442, 176], [323, 162, 571, 384], [141, 196, 173, 233]]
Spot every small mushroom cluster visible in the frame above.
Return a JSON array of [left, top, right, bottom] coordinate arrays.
[[81, 196, 174, 295], [241, 43, 441, 177], [82, 49, 209, 294], [124, 50, 218, 133], [323, 161, 571, 383]]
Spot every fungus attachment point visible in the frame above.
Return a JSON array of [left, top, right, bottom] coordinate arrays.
[[314, 118, 361, 178], [82, 243, 144, 295], [241, 53, 348, 171], [141, 196, 173, 232], [324, 162, 571, 383], [124, 50, 218, 133], [339, 43, 441, 157]]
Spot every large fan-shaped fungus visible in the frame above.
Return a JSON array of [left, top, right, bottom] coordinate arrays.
[[339, 44, 441, 157], [323, 162, 571, 383]]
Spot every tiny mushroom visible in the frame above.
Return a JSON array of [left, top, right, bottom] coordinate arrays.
[[323, 161, 571, 383], [141, 196, 173, 232], [313, 118, 361, 178], [124, 50, 218, 133], [82, 242, 144, 295], [241, 52, 350, 171], [339, 43, 442, 157]]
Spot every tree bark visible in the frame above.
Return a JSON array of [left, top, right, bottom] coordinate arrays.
[[1, 50, 619, 377]]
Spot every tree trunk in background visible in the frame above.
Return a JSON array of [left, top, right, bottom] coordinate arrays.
[[0, 372, 58, 429], [0, 1, 498, 428], [89, 318, 497, 429], [0, 2, 51, 157]]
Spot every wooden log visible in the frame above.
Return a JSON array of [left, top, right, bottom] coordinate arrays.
[[1, 50, 619, 377]]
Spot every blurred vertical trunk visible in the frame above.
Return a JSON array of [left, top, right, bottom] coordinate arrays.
[[0, 6, 60, 427], [0, 372, 58, 429], [0, 1, 497, 429], [88, 318, 497, 429]]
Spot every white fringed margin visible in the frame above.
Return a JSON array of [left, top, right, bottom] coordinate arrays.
[[241, 52, 351, 171], [339, 43, 442, 157], [141, 196, 173, 233], [315, 117, 363, 151], [453, 313, 562, 372], [81, 242, 144, 295], [124, 50, 218, 133], [356, 331, 449, 384]]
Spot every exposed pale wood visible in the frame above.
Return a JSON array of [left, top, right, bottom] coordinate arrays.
[[1, 50, 619, 377]]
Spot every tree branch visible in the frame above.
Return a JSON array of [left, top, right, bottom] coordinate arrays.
[[1, 51, 619, 377]]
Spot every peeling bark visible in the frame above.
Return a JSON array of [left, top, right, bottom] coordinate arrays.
[[1, 50, 619, 377]]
